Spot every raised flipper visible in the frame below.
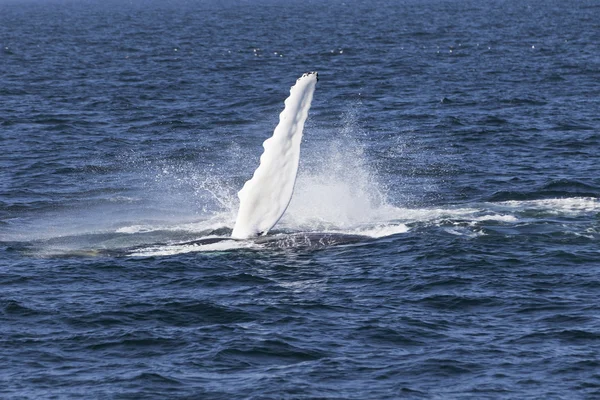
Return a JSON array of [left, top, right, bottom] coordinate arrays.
[[231, 72, 318, 239]]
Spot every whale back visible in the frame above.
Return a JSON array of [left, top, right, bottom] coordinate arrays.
[[231, 72, 318, 239]]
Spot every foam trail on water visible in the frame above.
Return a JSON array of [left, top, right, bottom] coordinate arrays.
[[232, 72, 318, 239], [131, 239, 260, 257]]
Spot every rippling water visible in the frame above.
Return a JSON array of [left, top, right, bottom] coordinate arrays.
[[1, 0, 599, 398]]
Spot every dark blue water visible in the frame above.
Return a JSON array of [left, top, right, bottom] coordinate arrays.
[[2, 0, 600, 398]]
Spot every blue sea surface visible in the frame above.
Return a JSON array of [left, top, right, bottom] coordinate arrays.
[[1, 0, 600, 398]]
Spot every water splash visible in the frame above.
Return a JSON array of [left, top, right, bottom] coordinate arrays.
[[281, 103, 398, 233]]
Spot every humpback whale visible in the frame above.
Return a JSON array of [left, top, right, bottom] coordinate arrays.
[[23, 72, 400, 258], [125, 72, 372, 256], [232, 72, 319, 239]]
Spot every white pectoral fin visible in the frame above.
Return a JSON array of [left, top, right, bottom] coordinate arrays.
[[231, 72, 318, 239]]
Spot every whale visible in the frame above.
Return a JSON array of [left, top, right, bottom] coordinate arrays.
[[41, 72, 372, 258], [20, 72, 399, 259], [164, 232, 372, 253]]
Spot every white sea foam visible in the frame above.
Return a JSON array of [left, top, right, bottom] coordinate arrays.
[[346, 224, 409, 238], [471, 214, 519, 223], [115, 217, 230, 235], [444, 227, 486, 238], [493, 197, 600, 215], [131, 239, 259, 257]]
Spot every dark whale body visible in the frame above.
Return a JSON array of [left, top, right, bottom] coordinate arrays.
[[182, 232, 372, 250]]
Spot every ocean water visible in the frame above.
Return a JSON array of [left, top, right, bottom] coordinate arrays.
[[1, 0, 600, 398]]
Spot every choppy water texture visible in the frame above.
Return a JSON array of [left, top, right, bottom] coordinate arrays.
[[1, 0, 600, 398]]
